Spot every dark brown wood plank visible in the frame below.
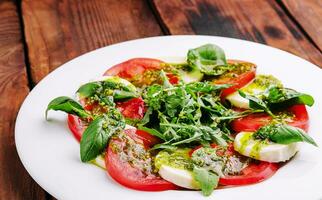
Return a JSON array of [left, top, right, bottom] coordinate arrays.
[[22, 0, 163, 84], [152, 0, 322, 67], [282, 0, 322, 51], [0, 0, 47, 199]]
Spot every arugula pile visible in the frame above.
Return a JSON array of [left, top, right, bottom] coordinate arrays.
[[139, 72, 246, 148]]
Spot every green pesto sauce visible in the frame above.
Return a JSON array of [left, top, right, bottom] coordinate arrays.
[[238, 132, 253, 153], [241, 75, 282, 95], [272, 111, 295, 124], [238, 132, 267, 160], [214, 62, 253, 81], [111, 133, 155, 175], [249, 140, 267, 159], [154, 148, 193, 171]]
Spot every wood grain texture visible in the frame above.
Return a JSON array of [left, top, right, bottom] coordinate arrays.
[[22, 0, 163, 84], [152, 0, 322, 67], [282, 0, 322, 51], [0, 1, 47, 199]]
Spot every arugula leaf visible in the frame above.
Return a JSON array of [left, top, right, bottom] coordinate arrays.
[[138, 125, 166, 140], [150, 144, 177, 150], [46, 96, 90, 119], [267, 87, 314, 107], [254, 124, 317, 146], [80, 108, 125, 162], [187, 44, 229, 75], [193, 167, 219, 196], [238, 90, 274, 117]]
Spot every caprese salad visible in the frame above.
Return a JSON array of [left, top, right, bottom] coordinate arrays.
[[46, 44, 317, 196]]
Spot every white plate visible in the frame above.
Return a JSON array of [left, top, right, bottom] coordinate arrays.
[[15, 36, 322, 200]]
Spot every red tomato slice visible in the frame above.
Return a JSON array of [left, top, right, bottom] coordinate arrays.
[[104, 58, 163, 79], [104, 58, 179, 86], [106, 129, 178, 191], [231, 104, 309, 132], [116, 97, 146, 119], [67, 114, 158, 146], [213, 60, 256, 99], [67, 114, 87, 142], [190, 143, 278, 186], [219, 161, 278, 185]]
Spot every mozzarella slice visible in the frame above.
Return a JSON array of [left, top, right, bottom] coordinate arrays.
[[158, 165, 198, 189], [226, 84, 265, 109], [234, 131, 299, 163], [226, 75, 282, 109], [226, 91, 250, 109], [91, 155, 106, 169]]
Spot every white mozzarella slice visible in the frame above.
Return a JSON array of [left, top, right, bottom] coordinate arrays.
[[226, 92, 250, 109], [234, 131, 299, 163], [158, 165, 198, 189]]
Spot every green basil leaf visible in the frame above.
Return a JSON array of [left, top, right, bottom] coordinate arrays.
[[77, 82, 101, 98], [187, 44, 228, 75], [80, 108, 125, 162], [77, 77, 138, 102], [193, 167, 219, 196], [46, 96, 90, 119], [254, 124, 317, 146], [267, 87, 314, 107], [238, 90, 274, 116], [80, 116, 110, 162]]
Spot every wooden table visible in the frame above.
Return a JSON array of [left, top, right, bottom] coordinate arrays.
[[0, 0, 321, 199]]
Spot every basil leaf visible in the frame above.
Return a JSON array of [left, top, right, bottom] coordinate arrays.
[[46, 96, 90, 119], [113, 90, 138, 99], [193, 167, 219, 196], [187, 44, 228, 75], [77, 78, 138, 101], [80, 108, 125, 162], [80, 116, 110, 162], [254, 124, 317, 146], [267, 87, 314, 107], [77, 82, 101, 98], [238, 90, 274, 116]]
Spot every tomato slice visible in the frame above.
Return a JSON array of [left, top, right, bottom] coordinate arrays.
[[106, 129, 178, 191], [116, 97, 146, 119], [67, 114, 87, 142], [213, 60, 256, 99], [219, 161, 278, 185], [104, 58, 163, 79], [231, 104, 309, 132], [190, 143, 278, 186], [104, 58, 178, 86]]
